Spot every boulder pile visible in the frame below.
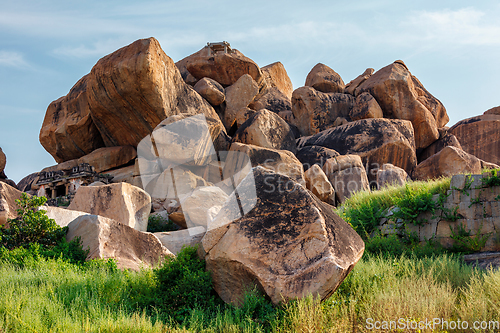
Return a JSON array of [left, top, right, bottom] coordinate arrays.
[[6, 37, 499, 304]]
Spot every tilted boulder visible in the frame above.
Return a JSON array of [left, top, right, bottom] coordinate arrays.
[[356, 60, 448, 149], [232, 109, 297, 154], [304, 164, 336, 205], [376, 163, 410, 189], [67, 215, 172, 270], [41, 38, 223, 163], [345, 68, 374, 95], [179, 186, 229, 229], [419, 132, 462, 163], [305, 63, 345, 93], [349, 92, 383, 121], [297, 118, 417, 181], [67, 182, 151, 231], [414, 146, 482, 180], [224, 74, 259, 130], [449, 114, 500, 166], [322, 155, 370, 203], [223, 142, 305, 186], [194, 77, 225, 106], [0, 182, 23, 227], [249, 87, 292, 115], [155, 227, 206, 255], [201, 167, 365, 305], [295, 145, 340, 172], [261, 62, 293, 99], [291, 86, 355, 136], [39, 206, 90, 227]]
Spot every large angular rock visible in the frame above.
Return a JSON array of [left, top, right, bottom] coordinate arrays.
[[232, 109, 297, 153], [419, 133, 462, 162], [304, 164, 335, 205], [201, 167, 365, 305], [261, 62, 293, 99], [183, 47, 265, 89], [291, 86, 355, 136], [376, 163, 410, 189], [39, 75, 106, 163], [349, 92, 383, 121], [322, 155, 370, 203], [414, 146, 482, 180], [223, 142, 305, 186], [67, 215, 172, 270], [248, 87, 292, 114], [194, 77, 225, 106], [449, 114, 500, 166], [0, 182, 23, 227], [297, 118, 417, 181], [224, 74, 259, 130], [356, 61, 448, 149], [67, 182, 151, 231], [39, 206, 90, 227], [345, 68, 374, 95], [305, 63, 345, 93], [295, 145, 340, 172], [154, 227, 206, 255], [179, 186, 229, 229]]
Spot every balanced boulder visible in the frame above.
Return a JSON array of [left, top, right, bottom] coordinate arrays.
[[305, 63, 345, 93], [261, 62, 293, 99], [67, 182, 151, 231], [304, 164, 335, 205], [201, 167, 365, 305], [194, 77, 225, 106], [224, 74, 259, 129]]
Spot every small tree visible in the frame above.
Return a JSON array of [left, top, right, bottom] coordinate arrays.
[[0, 193, 66, 249]]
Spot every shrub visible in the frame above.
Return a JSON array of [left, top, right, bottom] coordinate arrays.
[[147, 214, 178, 233]]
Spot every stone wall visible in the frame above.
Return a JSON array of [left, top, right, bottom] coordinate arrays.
[[379, 173, 500, 252]]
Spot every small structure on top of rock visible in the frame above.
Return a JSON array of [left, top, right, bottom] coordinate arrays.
[[206, 41, 233, 56]]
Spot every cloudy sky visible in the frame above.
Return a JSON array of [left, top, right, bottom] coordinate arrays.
[[1, 0, 500, 183]]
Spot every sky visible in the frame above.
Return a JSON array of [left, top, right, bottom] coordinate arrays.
[[1, 0, 500, 183]]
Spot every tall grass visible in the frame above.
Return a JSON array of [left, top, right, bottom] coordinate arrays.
[[1, 254, 499, 332]]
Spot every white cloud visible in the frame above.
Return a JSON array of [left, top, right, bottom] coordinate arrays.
[[0, 51, 29, 68]]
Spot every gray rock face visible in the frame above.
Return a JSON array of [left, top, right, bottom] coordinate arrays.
[[376, 163, 410, 189], [201, 167, 365, 305]]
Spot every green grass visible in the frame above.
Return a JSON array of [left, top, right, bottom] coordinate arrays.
[[1, 253, 499, 332]]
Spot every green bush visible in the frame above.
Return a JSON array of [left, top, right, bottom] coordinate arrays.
[[147, 214, 178, 233]]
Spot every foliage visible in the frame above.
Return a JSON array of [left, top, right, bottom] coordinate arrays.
[[449, 222, 491, 253], [147, 213, 178, 233], [481, 170, 500, 187], [365, 233, 446, 258]]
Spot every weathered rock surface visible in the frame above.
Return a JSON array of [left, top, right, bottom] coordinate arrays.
[[224, 74, 259, 129], [235, 107, 256, 127], [304, 164, 335, 205], [349, 92, 383, 121], [419, 133, 462, 162], [322, 155, 370, 203], [414, 146, 482, 180], [232, 109, 297, 153], [449, 114, 500, 166], [201, 167, 364, 305], [305, 63, 345, 93], [356, 61, 448, 149], [194, 77, 225, 106], [39, 75, 105, 163], [179, 186, 228, 229], [144, 166, 208, 201], [0, 182, 23, 227], [261, 62, 293, 99], [376, 163, 410, 189], [297, 118, 417, 180], [67, 182, 151, 231], [291, 86, 355, 136], [67, 215, 172, 270], [484, 106, 500, 116], [41, 38, 223, 163], [345, 68, 374, 95], [155, 226, 206, 255], [296, 145, 340, 172], [39, 206, 90, 227], [17, 172, 40, 193], [223, 142, 305, 186], [248, 87, 291, 114], [0, 148, 5, 177]]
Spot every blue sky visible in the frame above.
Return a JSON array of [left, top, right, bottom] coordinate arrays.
[[1, 0, 500, 183]]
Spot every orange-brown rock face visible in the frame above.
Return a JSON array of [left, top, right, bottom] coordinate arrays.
[[40, 37, 222, 163], [40, 75, 105, 163], [356, 61, 448, 149], [261, 61, 293, 99], [305, 63, 345, 93], [449, 114, 500, 166]]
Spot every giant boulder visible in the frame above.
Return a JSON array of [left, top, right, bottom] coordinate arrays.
[[297, 118, 417, 181], [261, 62, 293, 99], [67, 182, 151, 231], [449, 114, 500, 166], [201, 167, 364, 305], [67, 215, 172, 270], [356, 61, 448, 149], [291, 86, 355, 136]]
